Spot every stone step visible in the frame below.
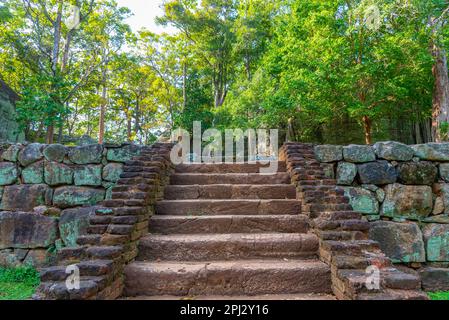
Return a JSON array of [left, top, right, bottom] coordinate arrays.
[[149, 214, 310, 234], [122, 293, 336, 300], [170, 173, 291, 185], [175, 162, 287, 173], [123, 259, 332, 297], [137, 233, 319, 261], [164, 184, 296, 200], [155, 199, 301, 216]]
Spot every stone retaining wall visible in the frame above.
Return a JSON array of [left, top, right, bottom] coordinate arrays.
[[315, 141, 449, 290], [0, 143, 143, 267]]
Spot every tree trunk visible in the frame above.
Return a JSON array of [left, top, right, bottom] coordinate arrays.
[[183, 60, 187, 110], [362, 115, 372, 145], [98, 67, 107, 144], [431, 44, 449, 142], [127, 115, 132, 142]]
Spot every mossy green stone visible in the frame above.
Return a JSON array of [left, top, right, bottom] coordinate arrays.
[[22, 161, 44, 184], [44, 162, 73, 186], [344, 187, 379, 215], [74, 165, 102, 186], [106, 144, 142, 163], [0, 162, 18, 185], [53, 186, 105, 208], [1, 145, 21, 162], [102, 163, 123, 182]]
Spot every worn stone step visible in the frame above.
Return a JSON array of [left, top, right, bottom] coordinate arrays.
[[122, 293, 336, 300], [137, 233, 318, 261], [170, 173, 291, 185], [155, 199, 301, 216], [124, 259, 332, 296], [175, 162, 287, 173], [164, 184, 296, 200], [149, 214, 310, 234]]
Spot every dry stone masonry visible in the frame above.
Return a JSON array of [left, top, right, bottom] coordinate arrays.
[[314, 141, 449, 293], [0, 143, 143, 267]]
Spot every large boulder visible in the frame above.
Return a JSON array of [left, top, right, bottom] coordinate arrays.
[[420, 268, 449, 291], [68, 144, 103, 164], [0, 212, 58, 249], [0, 184, 52, 211], [43, 144, 67, 162], [373, 141, 414, 161], [369, 221, 425, 263], [53, 186, 105, 208], [0, 162, 18, 185], [357, 161, 397, 185], [381, 183, 433, 220], [44, 162, 73, 186], [343, 187, 379, 215], [106, 144, 142, 163], [397, 161, 437, 185], [336, 162, 356, 185], [1, 144, 21, 162], [412, 143, 449, 161], [102, 163, 123, 182], [422, 224, 449, 262], [22, 160, 44, 184], [18, 143, 43, 166], [314, 145, 343, 163], [342, 145, 376, 163], [59, 206, 98, 246], [74, 165, 102, 186]]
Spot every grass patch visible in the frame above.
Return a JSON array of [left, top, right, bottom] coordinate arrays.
[[0, 266, 40, 300], [428, 291, 449, 300]]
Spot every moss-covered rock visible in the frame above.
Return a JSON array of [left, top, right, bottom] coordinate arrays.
[[381, 183, 433, 220], [44, 162, 73, 186], [106, 144, 142, 163], [397, 161, 437, 185], [53, 186, 105, 208], [102, 163, 123, 182], [43, 144, 67, 162], [373, 141, 414, 161], [423, 224, 449, 262], [68, 144, 103, 164], [336, 162, 356, 185], [22, 160, 44, 184], [343, 187, 379, 215], [74, 165, 102, 186], [343, 144, 376, 163], [357, 161, 397, 185], [1, 144, 21, 162], [59, 206, 98, 246], [0, 184, 52, 211], [18, 143, 43, 166], [412, 143, 449, 161], [0, 162, 18, 185], [369, 220, 425, 263]]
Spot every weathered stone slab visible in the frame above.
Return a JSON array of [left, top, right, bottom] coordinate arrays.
[[433, 184, 449, 215], [423, 224, 449, 262], [381, 184, 432, 220], [397, 161, 437, 185], [0, 162, 17, 185], [59, 206, 98, 246], [0, 184, 52, 211], [369, 221, 425, 263], [106, 144, 142, 163], [336, 162, 356, 185], [1, 144, 21, 162], [43, 144, 67, 162], [439, 163, 449, 182], [44, 162, 73, 186], [342, 145, 376, 163], [320, 163, 335, 179], [373, 141, 414, 161], [102, 163, 123, 182], [68, 144, 103, 164], [343, 187, 379, 215], [74, 165, 102, 186], [0, 211, 58, 249], [420, 268, 449, 291], [314, 145, 343, 163], [357, 161, 397, 185], [412, 143, 449, 161], [18, 143, 43, 166], [22, 160, 44, 184], [53, 186, 105, 208]]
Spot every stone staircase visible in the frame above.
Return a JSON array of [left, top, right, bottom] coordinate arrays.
[[123, 162, 334, 299]]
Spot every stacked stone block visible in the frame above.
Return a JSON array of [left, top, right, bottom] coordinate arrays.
[[33, 142, 174, 299], [280, 142, 427, 300]]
